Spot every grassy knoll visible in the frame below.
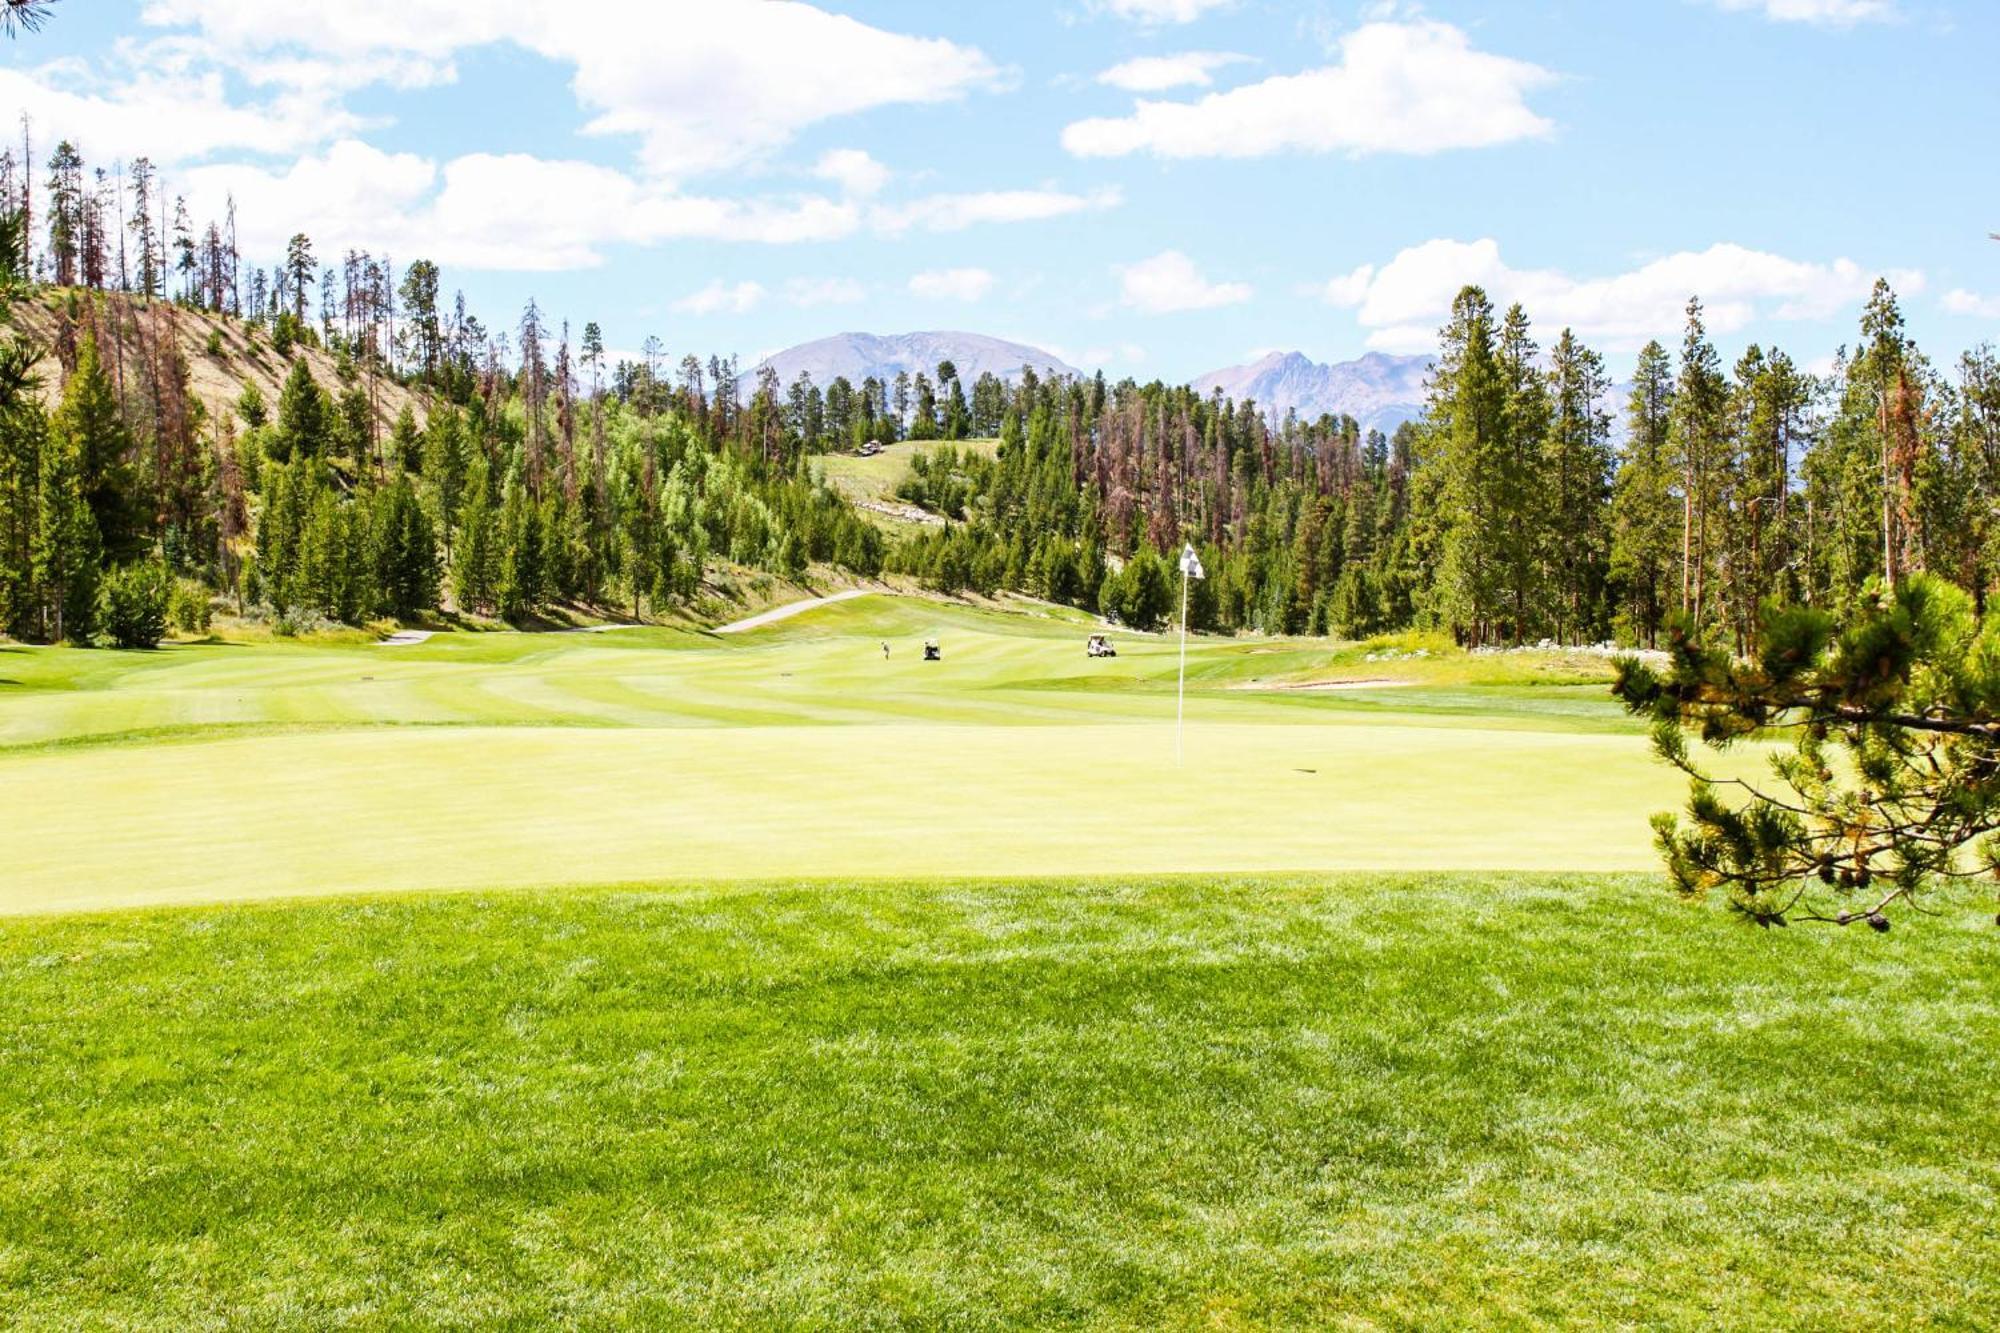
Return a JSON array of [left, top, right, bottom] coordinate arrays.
[[813, 438, 1002, 530], [0, 595, 1710, 913], [2, 874, 1995, 1327]]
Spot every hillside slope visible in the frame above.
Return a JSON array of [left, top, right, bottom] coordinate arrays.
[[6, 290, 428, 437]]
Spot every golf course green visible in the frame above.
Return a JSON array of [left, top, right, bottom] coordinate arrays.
[[4, 594, 1994, 1327], [6, 593, 1677, 914]]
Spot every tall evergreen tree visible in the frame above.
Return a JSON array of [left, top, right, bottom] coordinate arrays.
[[283, 232, 315, 324], [1668, 300, 1729, 635], [1541, 328, 1614, 643], [34, 395, 97, 641], [1424, 285, 1507, 645], [1611, 340, 1678, 647]]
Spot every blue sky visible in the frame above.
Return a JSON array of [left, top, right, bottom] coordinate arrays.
[[6, 0, 1996, 379]]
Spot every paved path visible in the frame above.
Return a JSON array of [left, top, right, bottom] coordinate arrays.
[[713, 589, 871, 635]]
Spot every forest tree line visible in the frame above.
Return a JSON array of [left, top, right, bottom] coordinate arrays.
[[0, 130, 1995, 648]]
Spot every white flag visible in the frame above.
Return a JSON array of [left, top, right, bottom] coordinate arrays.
[[1180, 543, 1205, 580]]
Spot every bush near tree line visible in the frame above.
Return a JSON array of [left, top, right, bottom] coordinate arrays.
[[97, 559, 170, 648]]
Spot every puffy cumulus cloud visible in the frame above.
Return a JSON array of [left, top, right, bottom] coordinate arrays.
[[1096, 51, 1249, 92], [672, 280, 767, 317], [1709, 0, 1898, 26], [1316, 237, 1924, 351], [178, 141, 862, 271], [1063, 20, 1553, 159], [871, 187, 1121, 234], [812, 149, 891, 198], [1943, 289, 2000, 319], [178, 139, 441, 251], [908, 268, 996, 302], [0, 50, 364, 165], [142, 0, 1000, 178], [1117, 250, 1252, 313], [139, 0, 505, 58], [550, 3, 1000, 178], [1097, 0, 1234, 23], [172, 137, 1118, 272]]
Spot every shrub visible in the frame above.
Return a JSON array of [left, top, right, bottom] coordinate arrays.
[[205, 329, 224, 357], [98, 561, 173, 649], [238, 383, 268, 429], [169, 579, 213, 637]]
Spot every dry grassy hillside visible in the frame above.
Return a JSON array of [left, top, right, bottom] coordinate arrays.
[[5, 289, 428, 437]]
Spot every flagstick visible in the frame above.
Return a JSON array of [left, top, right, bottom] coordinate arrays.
[[1176, 561, 1189, 766]]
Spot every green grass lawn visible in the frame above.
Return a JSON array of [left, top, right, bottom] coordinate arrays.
[[0, 595, 1701, 913], [5, 595, 1987, 1326], [3, 874, 1994, 1327]]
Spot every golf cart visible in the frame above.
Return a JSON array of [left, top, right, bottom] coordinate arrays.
[[923, 638, 942, 661], [1087, 633, 1116, 658]]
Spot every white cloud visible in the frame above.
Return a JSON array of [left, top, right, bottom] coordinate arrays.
[[872, 186, 1122, 234], [909, 268, 997, 302], [1118, 250, 1252, 313], [1943, 289, 2000, 318], [672, 279, 767, 316], [1317, 264, 1377, 307], [1098, 0, 1234, 22], [0, 49, 363, 165], [1097, 51, 1249, 92], [786, 276, 868, 307], [141, 0, 1002, 178], [1709, 0, 1898, 27], [1317, 237, 1924, 351], [179, 140, 862, 271], [1063, 20, 1553, 159], [812, 148, 891, 198], [172, 138, 1122, 272]]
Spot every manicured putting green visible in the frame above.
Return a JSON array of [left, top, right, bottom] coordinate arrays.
[[0, 594, 1698, 913]]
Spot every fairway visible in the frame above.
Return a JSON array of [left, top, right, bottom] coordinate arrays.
[[0, 594, 1686, 913]]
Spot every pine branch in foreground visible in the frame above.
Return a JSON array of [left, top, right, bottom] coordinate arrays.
[[1613, 573, 2000, 930]]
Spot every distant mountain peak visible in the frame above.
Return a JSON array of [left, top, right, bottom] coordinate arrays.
[[1190, 349, 1432, 435], [755, 331, 1081, 388]]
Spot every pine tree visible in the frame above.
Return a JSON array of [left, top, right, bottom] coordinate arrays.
[[284, 233, 315, 325], [1616, 573, 2000, 929], [33, 401, 97, 641], [1424, 286, 1507, 645], [1496, 303, 1550, 642], [0, 337, 41, 635], [273, 358, 328, 461], [42, 138, 80, 287], [452, 455, 497, 615], [1542, 328, 1613, 643], [373, 474, 437, 618], [1669, 300, 1729, 635], [50, 333, 138, 563], [1611, 341, 1678, 647], [497, 468, 543, 621], [127, 157, 158, 298]]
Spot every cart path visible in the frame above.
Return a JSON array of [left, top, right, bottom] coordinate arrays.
[[713, 589, 873, 635]]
